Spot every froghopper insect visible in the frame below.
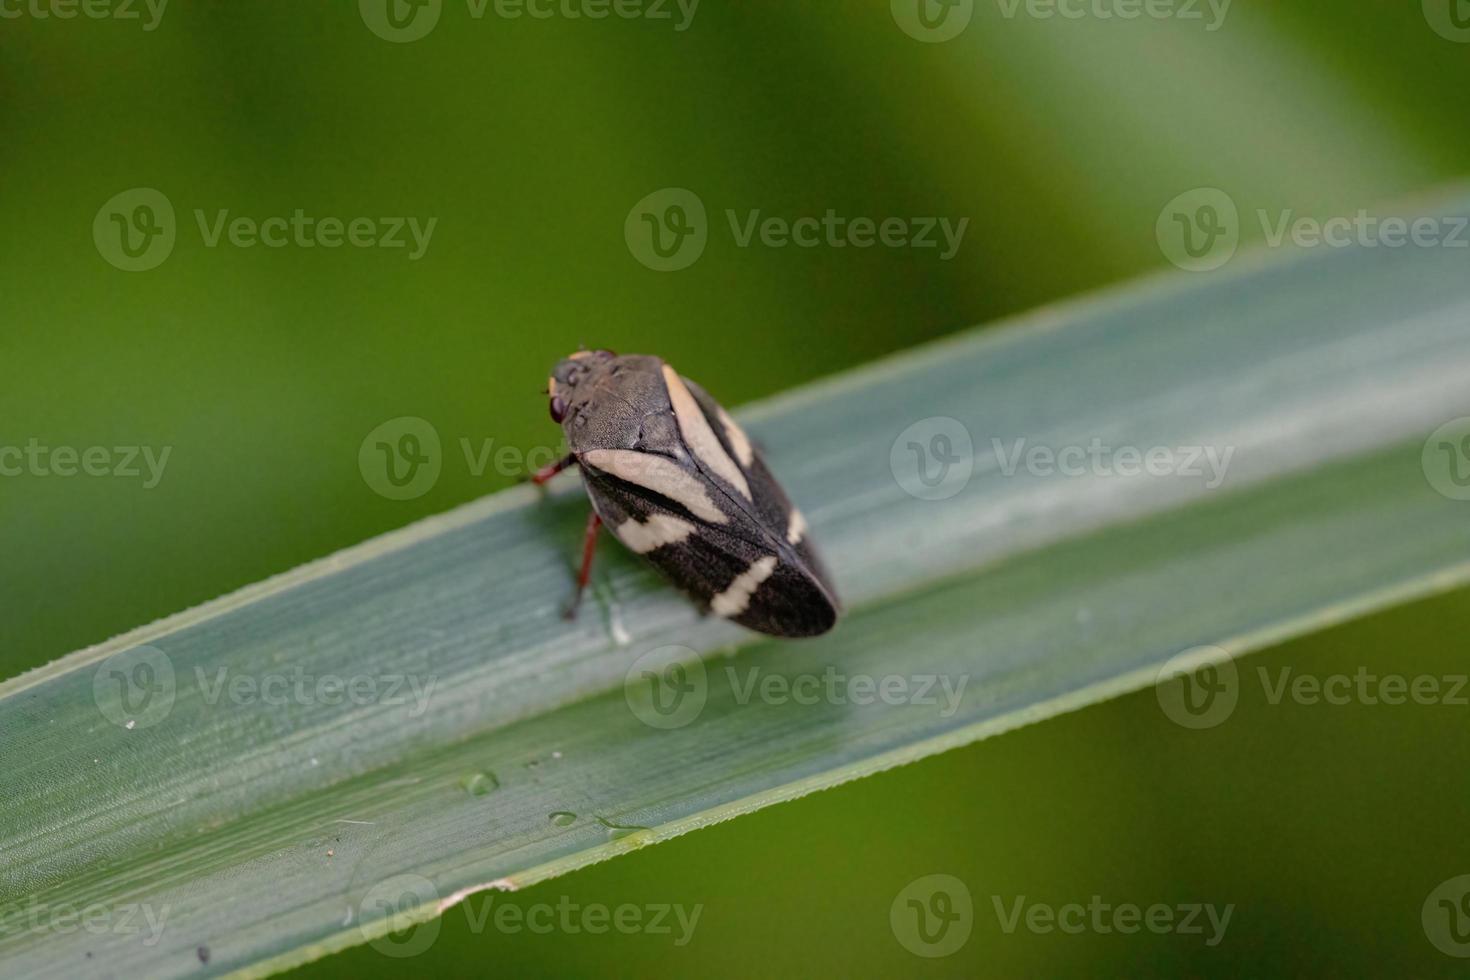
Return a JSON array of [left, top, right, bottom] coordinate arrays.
[[532, 350, 840, 637]]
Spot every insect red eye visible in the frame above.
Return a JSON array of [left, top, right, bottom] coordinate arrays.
[[549, 396, 568, 423]]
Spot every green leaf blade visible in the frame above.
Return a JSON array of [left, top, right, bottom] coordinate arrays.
[[4, 194, 1470, 977]]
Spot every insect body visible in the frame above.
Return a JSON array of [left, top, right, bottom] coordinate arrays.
[[534, 350, 840, 637]]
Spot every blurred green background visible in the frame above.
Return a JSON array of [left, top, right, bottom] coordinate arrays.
[[4, 0, 1469, 975]]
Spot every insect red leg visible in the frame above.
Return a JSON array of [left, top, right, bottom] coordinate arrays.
[[530, 454, 575, 486], [563, 510, 602, 619]]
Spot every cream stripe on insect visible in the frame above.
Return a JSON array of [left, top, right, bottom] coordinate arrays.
[[716, 405, 755, 468], [582, 449, 727, 525], [786, 509, 807, 545], [661, 364, 753, 501], [711, 555, 777, 618], [615, 514, 697, 554]]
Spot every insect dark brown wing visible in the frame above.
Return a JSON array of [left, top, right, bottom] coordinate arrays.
[[678, 375, 840, 607], [579, 463, 839, 637]]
